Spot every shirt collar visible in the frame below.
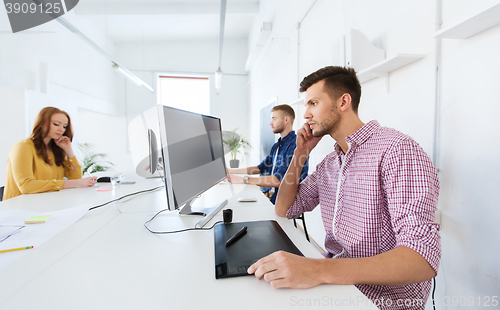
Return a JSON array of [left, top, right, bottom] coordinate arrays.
[[334, 120, 380, 153], [278, 130, 296, 144]]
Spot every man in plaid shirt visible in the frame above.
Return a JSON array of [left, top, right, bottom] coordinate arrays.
[[248, 66, 441, 310]]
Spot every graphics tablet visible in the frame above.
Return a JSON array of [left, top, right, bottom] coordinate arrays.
[[214, 220, 303, 279]]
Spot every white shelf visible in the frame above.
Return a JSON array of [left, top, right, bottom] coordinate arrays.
[[288, 97, 305, 106], [434, 2, 500, 39], [357, 53, 425, 84]]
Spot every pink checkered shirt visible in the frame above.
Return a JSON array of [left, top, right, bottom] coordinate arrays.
[[287, 120, 440, 310]]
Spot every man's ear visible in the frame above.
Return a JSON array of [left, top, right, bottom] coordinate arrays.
[[339, 93, 353, 112]]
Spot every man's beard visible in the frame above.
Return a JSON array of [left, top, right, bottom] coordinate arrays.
[[273, 124, 285, 134], [311, 109, 340, 137]]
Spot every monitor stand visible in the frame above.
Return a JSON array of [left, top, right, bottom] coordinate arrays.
[[179, 197, 228, 228]]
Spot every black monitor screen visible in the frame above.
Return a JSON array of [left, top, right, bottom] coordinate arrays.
[[157, 106, 226, 210]]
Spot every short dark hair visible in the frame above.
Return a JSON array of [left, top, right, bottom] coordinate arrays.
[[271, 104, 295, 121], [299, 66, 361, 113]]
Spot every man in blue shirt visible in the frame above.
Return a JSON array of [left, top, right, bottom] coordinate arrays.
[[227, 104, 309, 204]]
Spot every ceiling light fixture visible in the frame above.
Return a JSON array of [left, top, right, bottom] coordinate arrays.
[[112, 63, 154, 92], [215, 0, 227, 94], [215, 68, 223, 93]]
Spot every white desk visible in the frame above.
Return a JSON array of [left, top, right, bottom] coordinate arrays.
[[0, 175, 376, 310]]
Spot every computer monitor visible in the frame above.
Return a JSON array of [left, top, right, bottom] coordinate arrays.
[[156, 105, 228, 228], [147, 129, 159, 175], [128, 106, 162, 178]]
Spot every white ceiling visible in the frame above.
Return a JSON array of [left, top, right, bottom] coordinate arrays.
[[74, 0, 260, 43]]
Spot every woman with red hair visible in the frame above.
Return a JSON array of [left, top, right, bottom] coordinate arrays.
[[3, 107, 96, 200]]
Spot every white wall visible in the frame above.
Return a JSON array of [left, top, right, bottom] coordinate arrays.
[[77, 110, 133, 173], [437, 0, 500, 305], [0, 87, 28, 185], [248, 0, 500, 308], [0, 8, 122, 182], [114, 38, 250, 167]]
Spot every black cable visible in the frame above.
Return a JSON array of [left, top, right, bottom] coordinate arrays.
[[432, 277, 436, 310], [144, 207, 223, 234], [86, 183, 219, 234], [88, 185, 165, 211], [144, 219, 223, 234]]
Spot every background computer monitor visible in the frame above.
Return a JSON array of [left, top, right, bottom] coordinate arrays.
[[148, 129, 159, 175], [157, 105, 227, 226], [128, 106, 162, 178]]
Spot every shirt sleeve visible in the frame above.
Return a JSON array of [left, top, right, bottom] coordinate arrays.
[[299, 156, 310, 181], [382, 138, 441, 274], [286, 163, 321, 219], [63, 156, 82, 179], [9, 142, 66, 194]]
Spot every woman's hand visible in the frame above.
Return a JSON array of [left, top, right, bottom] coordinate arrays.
[[63, 177, 97, 189], [54, 136, 75, 158]]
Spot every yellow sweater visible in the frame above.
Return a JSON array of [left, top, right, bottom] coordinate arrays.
[[3, 138, 82, 200]]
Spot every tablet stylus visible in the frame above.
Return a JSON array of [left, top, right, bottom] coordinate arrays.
[[225, 226, 247, 247]]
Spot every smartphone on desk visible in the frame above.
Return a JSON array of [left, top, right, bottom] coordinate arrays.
[[120, 181, 136, 185]]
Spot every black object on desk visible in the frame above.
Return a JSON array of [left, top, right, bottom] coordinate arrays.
[[96, 176, 111, 182], [225, 226, 247, 247], [223, 209, 233, 223], [214, 220, 303, 279]]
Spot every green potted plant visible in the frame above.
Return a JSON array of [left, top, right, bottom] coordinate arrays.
[[78, 142, 114, 174], [222, 129, 251, 168]]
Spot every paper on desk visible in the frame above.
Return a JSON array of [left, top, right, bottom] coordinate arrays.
[[0, 204, 90, 271], [0, 226, 23, 239]]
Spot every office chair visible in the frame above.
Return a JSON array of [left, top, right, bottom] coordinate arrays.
[[293, 213, 310, 242], [261, 188, 310, 241], [0, 186, 4, 202]]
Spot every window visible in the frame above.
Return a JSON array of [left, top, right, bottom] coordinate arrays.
[[158, 75, 210, 115]]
